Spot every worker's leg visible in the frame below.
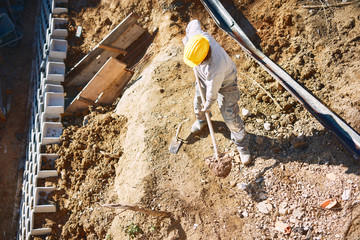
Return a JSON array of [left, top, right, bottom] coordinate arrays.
[[191, 82, 207, 133], [218, 86, 251, 165]]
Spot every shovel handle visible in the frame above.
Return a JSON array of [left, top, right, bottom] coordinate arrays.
[[194, 70, 219, 158]]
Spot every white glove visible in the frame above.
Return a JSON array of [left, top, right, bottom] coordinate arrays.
[[201, 102, 211, 113]]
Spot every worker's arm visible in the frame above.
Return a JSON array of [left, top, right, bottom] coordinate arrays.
[[203, 72, 224, 111], [182, 19, 204, 45]]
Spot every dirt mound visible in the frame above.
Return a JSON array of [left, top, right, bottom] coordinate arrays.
[[34, 0, 360, 239], [36, 107, 126, 239]]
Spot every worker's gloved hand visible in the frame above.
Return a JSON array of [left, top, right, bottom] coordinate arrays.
[[201, 102, 211, 114]]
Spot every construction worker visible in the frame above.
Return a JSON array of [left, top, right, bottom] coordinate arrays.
[[183, 19, 251, 165]]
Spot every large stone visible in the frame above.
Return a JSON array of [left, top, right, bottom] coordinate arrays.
[[279, 202, 288, 215], [257, 201, 273, 215]]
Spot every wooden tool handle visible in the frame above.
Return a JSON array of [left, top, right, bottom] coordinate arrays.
[[194, 70, 219, 158]]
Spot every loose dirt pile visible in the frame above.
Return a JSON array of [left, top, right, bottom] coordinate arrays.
[[37, 0, 360, 239]]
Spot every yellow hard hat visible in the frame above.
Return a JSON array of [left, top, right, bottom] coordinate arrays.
[[183, 34, 210, 68]]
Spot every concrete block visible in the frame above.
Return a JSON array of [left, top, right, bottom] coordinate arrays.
[[49, 39, 67, 61], [44, 83, 63, 94], [51, 18, 68, 38], [33, 187, 56, 213], [46, 61, 65, 82], [29, 209, 52, 236], [40, 122, 62, 145], [40, 78, 63, 94], [52, 0, 68, 14], [37, 154, 59, 178], [41, 112, 61, 127], [44, 92, 64, 113]]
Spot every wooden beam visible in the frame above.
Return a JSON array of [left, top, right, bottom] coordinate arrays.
[[66, 58, 127, 113], [98, 44, 127, 55], [64, 13, 145, 88], [96, 69, 133, 105]]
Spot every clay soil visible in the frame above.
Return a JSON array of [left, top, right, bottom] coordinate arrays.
[[6, 0, 360, 239]]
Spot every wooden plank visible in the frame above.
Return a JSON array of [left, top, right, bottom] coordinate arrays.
[[65, 58, 126, 113], [96, 69, 133, 105], [98, 44, 127, 54], [65, 13, 145, 87]]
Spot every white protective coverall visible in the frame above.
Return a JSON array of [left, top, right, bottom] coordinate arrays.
[[183, 19, 249, 149]]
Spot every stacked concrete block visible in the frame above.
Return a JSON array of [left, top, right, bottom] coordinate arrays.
[[50, 18, 68, 39], [49, 39, 67, 61], [52, 0, 68, 14], [17, 0, 68, 238], [46, 61, 65, 81]]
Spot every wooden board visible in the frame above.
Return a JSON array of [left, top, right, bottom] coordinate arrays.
[[96, 69, 133, 105], [64, 12, 145, 88], [65, 58, 127, 113]]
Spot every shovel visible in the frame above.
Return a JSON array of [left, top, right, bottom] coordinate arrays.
[[194, 70, 232, 178], [169, 120, 186, 154]]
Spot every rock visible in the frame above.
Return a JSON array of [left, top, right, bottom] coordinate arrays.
[[242, 108, 251, 117], [256, 118, 264, 123], [242, 210, 249, 218], [271, 114, 278, 120], [257, 201, 273, 214], [342, 189, 351, 201], [279, 202, 288, 215], [236, 54, 240, 59], [326, 172, 337, 181], [293, 208, 304, 219], [238, 182, 248, 190], [264, 122, 272, 131]]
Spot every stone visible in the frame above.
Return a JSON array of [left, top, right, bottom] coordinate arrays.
[[238, 182, 247, 190], [264, 122, 272, 131], [279, 202, 288, 215], [326, 172, 337, 181], [242, 108, 251, 117], [342, 189, 351, 201], [257, 201, 273, 214], [242, 210, 249, 218], [293, 208, 304, 219]]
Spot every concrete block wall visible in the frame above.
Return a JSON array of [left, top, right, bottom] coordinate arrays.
[[17, 0, 67, 239]]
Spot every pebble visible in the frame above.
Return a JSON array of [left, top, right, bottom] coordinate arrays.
[[293, 208, 304, 219], [242, 210, 249, 218], [238, 182, 247, 190], [279, 202, 288, 215], [264, 122, 272, 131], [271, 114, 278, 119], [326, 172, 337, 181], [242, 108, 251, 117], [257, 201, 273, 214], [236, 54, 240, 59], [342, 189, 351, 201]]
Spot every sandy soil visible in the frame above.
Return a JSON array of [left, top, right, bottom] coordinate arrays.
[[7, 0, 360, 239]]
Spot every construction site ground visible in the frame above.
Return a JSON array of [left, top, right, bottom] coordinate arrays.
[[1, 0, 360, 239]]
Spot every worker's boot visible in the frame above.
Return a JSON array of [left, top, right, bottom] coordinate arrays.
[[237, 146, 252, 166], [191, 120, 207, 134]]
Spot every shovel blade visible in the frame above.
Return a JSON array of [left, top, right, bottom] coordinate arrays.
[[169, 137, 182, 154]]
